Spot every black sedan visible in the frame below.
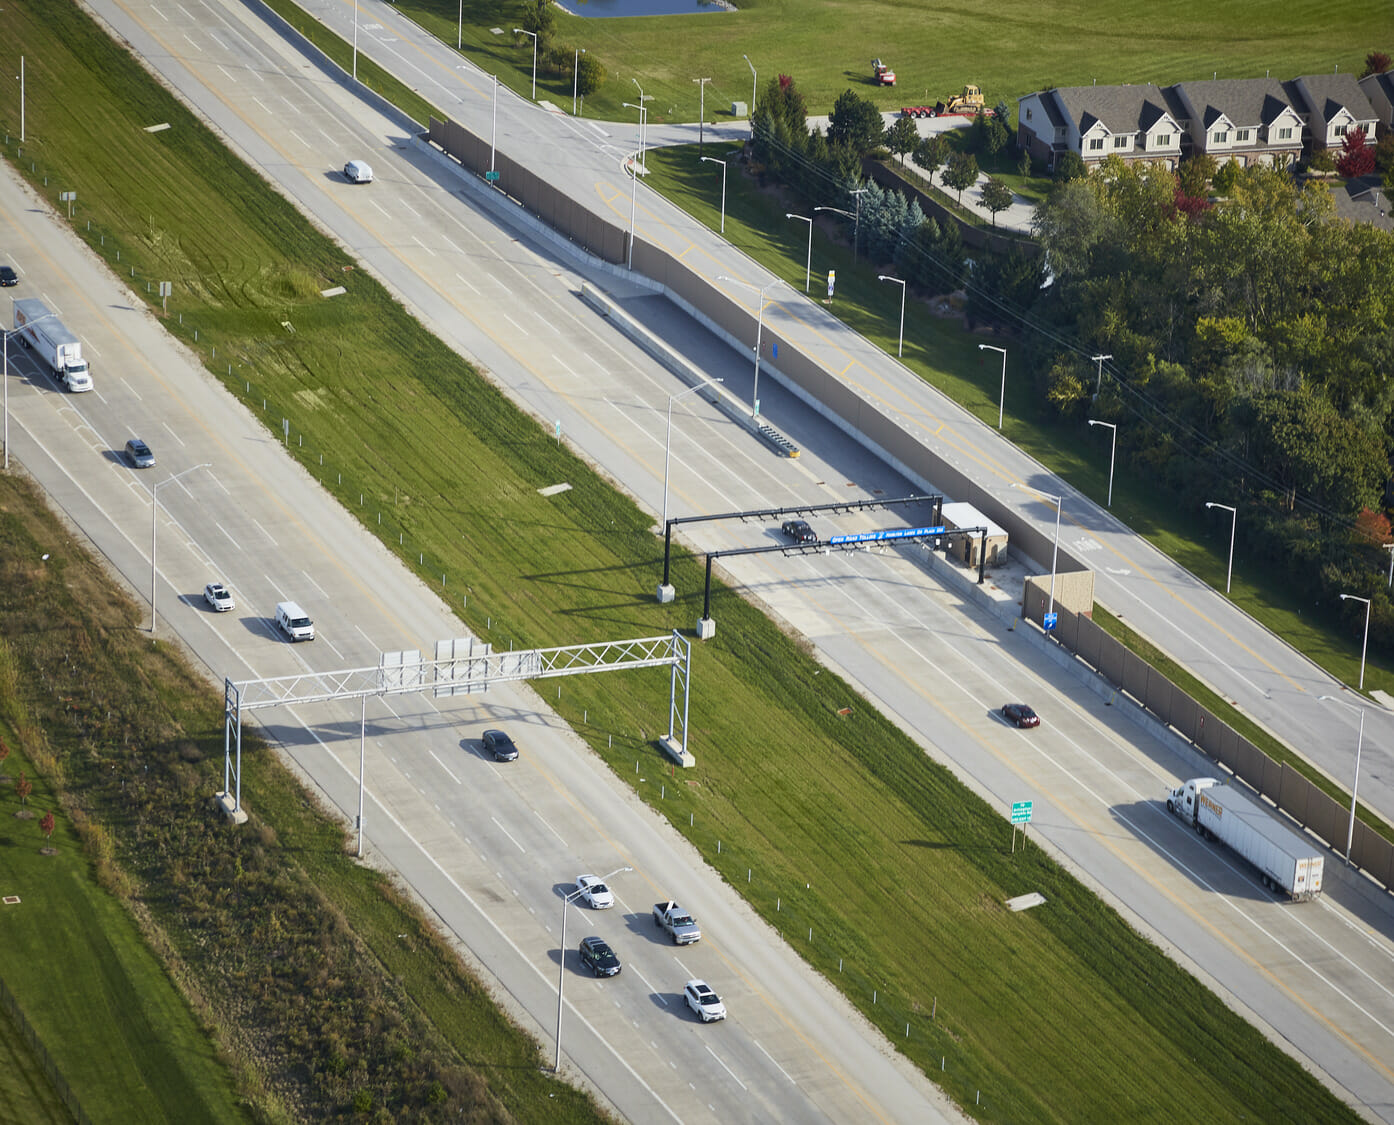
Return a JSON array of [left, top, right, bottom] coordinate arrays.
[[1001, 703, 1040, 729], [481, 729, 519, 762], [578, 936, 621, 977], [781, 519, 817, 544]]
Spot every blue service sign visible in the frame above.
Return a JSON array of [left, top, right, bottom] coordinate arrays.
[[1043, 612, 1058, 631], [828, 525, 946, 546], [1011, 800, 1033, 824], [485, 170, 500, 182]]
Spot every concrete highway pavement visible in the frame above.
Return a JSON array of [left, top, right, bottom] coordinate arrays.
[[18, 0, 1394, 1118], [0, 67, 958, 1125], [251, 0, 1394, 831]]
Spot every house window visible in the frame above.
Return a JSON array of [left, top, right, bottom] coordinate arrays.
[[1113, 136, 1127, 148], [1088, 137, 1104, 151], [1156, 134, 1171, 146], [1026, 108, 1032, 121], [1334, 123, 1348, 136], [1235, 128, 1250, 141], [1278, 126, 1292, 140], [1212, 130, 1228, 143]]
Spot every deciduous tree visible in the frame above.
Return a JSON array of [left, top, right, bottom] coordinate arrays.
[[979, 178, 1014, 225], [1336, 129, 1376, 178], [827, 89, 886, 156], [576, 54, 605, 98], [941, 151, 979, 204], [1178, 153, 1217, 197], [1361, 50, 1391, 77], [885, 116, 918, 167], [519, 0, 555, 53], [40, 811, 54, 840], [912, 132, 950, 179], [16, 771, 31, 807]]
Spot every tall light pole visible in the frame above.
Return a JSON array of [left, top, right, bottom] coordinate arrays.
[[1319, 695, 1366, 863], [879, 275, 907, 358], [555, 865, 631, 1073], [490, 74, 499, 174], [814, 205, 854, 259], [718, 275, 783, 418], [513, 29, 538, 100], [850, 188, 868, 261], [785, 213, 812, 292], [631, 79, 652, 173], [1205, 501, 1237, 594], [1088, 419, 1117, 507], [701, 156, 727, 233], [573, 48, 586, 116], [1091, 353, 1113, 397], [743, 54, 757, 131], [1012, 483, 1062, 620], [979, 344, 1006, 428], [693, 77, 712, 154], [663, 379, 723, 528], [151, 463, 211, 635], [351, 7, 358, 81], [1386, 543, 1394, 590], [623, 103, 649, 269], [18, 57, 24, 144], [1339, 593, 1372, 691]]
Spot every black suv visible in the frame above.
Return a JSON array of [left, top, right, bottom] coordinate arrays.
[[0, 265, 17, 287], [578, 936, 621, 977], [781, 519, 817, 544]]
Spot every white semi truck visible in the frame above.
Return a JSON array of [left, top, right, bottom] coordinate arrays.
[[13, 298, 93, 392], [1166, 778, 1323, 900]]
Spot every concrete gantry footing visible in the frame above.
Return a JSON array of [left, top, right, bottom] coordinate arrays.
[[212, 792, 249, 825], [696, 617, 715, 640], [657, 583, 676, 603], [658, 735, 696, 768]]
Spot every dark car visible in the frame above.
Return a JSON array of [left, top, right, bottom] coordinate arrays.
[[578, 935, 621, 978], [124, 438, 156, 468], [781, 519, 817, 544], [0, 265, 17, 287], [481, 728, 519, 762], [1001, 703, 1040, 729]]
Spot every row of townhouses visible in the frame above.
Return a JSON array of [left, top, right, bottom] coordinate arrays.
[[1018, 70, 1394, 172]]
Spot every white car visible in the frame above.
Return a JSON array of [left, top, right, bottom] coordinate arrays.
[[575, 874, 614, 909], [684, 979, 726, 1022], [343, 159, 373, 183], [203, 582, 235, 612]]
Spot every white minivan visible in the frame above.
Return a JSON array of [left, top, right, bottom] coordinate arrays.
[[274, 601, 315, 642], [343, 159, 373, 184]]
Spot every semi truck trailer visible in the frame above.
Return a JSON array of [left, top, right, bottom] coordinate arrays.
[[13, 298, 93, 392], [1166, 778, 1323, 900]]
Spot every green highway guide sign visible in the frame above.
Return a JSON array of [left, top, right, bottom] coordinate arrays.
[[1011, 801, 1033, 824]]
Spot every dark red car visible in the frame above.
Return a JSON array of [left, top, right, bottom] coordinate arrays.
[[1001, 703, 1040, 729]]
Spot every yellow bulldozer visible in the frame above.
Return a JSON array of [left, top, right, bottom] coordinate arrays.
[[934, 84, 986, 116]]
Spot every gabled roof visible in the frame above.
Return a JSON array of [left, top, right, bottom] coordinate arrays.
[[1293, 72, 1378, 122], [1175, 78, 1302, 129], [1051, 84, 1177, 137]]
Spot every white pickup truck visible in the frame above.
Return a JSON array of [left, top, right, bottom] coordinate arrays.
[[652, 901, 701, 945]]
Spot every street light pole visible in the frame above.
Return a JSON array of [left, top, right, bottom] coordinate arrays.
[[573, 48, 586, 116], [555, 865, 631, 1073], [693, 77, 711, 154], [814, 205, 854, 261], [850, 188, 868, 261], [1339, 593, 1372, 691], [151, 463, 211, 635], [879, 275, 907, 358], [1205, 501, 1237, 594], [1091, 353, 1113, 398], [513, 29, 538, 100], [490, 74, 498, 174], [663, 379, 723, 528], [1088, 419, 1118, 507], [1319, 695, 1367, 863], [1012, 483, 1062, 620], [701, 156, 727, 233], [718, 275, 783, 418], [623, 102, 649, 269], [786, 213, 812, 292], [979, 344, 1007, 429], [631, 79, 652, 172], [351, 6, 358, 81], [18, 57, 24, 144], [743, 54, 757, 132], [1385, 543, 1394, 590]]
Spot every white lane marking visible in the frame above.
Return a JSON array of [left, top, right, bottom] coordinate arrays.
[[252, 96, 273, 115], [442, 236, 464, 256], [354, 624, 376, 649], [214, 521, 239, 548], [370, 199, 394, 219], [287, 720, 681, 1122], [673, 955, 694, 978], [318, 634, 345, 660], [398, 201, 421, 219], [299, 570, 327, 598], [630, 965, 664, 1002], [150, 4, 169, 20], [252, 518, 278, 546], [753, 1038, 797, 1084], [379, 696, 400, 719], [160, 420, 186, 446], [453, 271, 479, 295], [119, 376, 144, 400], [289, 129, 310, 149], [501, 313, 528, 336], [216, 64, 239, 84], [410, 234, 437, 257], [490, 816, 526, 854], [492, 279, 513, 300], [532, 809, 567, 847], [428, 751, 461, 784], [208, 30, 230, 50], [182, 33, 202, 52], [281, 95, 301, 116], [704, 1044, 747, 1090]]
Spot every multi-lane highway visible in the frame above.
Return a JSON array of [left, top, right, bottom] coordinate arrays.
[[5, 0, 1394, 1121]]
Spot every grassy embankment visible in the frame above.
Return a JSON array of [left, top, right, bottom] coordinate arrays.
[[0, 1, 1370, 1122]]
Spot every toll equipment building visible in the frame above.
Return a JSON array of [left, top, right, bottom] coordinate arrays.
[[941, 502, 1008, 568]]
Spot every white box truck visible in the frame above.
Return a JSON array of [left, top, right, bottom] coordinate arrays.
[[1166, 778, 1323, 900], [13, 298, 93, 392]]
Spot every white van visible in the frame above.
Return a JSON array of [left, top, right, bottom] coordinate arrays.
[[343, 159, 373, 184], [274, 601, 315, 642]]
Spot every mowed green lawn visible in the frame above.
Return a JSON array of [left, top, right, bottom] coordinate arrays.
[[0, 727, 248, 1124], [407, 0, 1373, 123], [0, 1, 1365, 1121]]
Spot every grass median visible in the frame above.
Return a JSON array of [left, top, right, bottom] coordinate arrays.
[[0, 1, 1367, 1121]]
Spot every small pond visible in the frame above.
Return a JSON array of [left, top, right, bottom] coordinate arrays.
[[556, 0, 734, 17]]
